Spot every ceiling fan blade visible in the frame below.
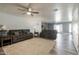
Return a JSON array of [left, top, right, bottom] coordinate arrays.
[[16, 4, 28, 9], [18, 8, 25, 11], [21, 12, 26, 15], [32, 11, 39, 14]]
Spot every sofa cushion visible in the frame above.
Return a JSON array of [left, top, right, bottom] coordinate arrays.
[[14, 32, 20, 36], [40, 30, 57, 39]]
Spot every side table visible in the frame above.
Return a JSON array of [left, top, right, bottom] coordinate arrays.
[[34, 32, 40, 37]]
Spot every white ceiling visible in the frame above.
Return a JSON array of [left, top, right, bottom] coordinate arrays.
[[0, 3, 75, 19]]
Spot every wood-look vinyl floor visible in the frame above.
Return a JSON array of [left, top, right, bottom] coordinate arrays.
[[0, 33, 78, 55], [50, 33, 78, 55]]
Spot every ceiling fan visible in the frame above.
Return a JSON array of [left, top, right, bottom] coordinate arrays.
[[17, 3, 39, 16]]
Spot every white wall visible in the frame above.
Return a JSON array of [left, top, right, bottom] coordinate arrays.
[[0, 12, 44, 33], [72, 4, 78, 53]]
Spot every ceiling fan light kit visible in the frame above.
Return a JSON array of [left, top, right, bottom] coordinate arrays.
[[26, 12, 31, 15]]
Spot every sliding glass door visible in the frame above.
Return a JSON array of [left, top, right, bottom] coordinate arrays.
[[54, 24, 63, 33], [54, 23, 72, 34]]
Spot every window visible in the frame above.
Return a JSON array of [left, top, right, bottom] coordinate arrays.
[[54, 24, 63, 33], [55, 10, 61, 22], [69, 24, 72, 33], [73, 23, 78, 34]]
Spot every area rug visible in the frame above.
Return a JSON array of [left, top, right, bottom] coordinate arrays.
[[2, 38, 56, 55]]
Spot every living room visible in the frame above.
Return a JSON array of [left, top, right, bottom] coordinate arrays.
[[0, 3, 79, 55]]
